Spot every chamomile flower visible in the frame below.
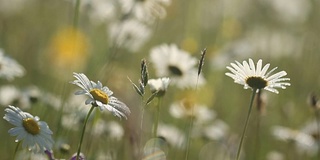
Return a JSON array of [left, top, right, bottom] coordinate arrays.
[[150, 44, 205, 89], [3, 105, 54, 152], [272, 125, 316, 155], [109, 19, 152, 52], [119, 0, 171, 24], [225, 58, 290, 94], [169, 99, 215, 124], [148, 77, 170, 96], [71, 72, 131, 119], [0, 49, 25, 80]]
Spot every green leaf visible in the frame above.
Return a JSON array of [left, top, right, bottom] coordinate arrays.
[[128, 77, 143, 96]]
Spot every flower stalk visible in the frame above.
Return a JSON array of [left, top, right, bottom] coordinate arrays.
[[236, 88, 257, 160], [152, 97, 162, 138], [13, 141, 21, 160], [76, 105, 95, 160]]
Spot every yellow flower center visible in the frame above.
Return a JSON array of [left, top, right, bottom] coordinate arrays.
[[181, 99, 195, 116], [90, 89, 109, 104], [246, 77, 268, 89], [22, 118, 40, 135]]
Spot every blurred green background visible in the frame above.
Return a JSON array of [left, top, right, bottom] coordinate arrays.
[[1, 0, 320, 159]]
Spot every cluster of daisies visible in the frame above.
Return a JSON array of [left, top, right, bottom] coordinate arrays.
[[75, 0, 172, 52], [1, 42, 297, 159]]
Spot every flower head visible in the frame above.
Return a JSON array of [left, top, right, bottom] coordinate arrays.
[[3, 105, 54, 152], [109, 19, 152, 52], [0, 49, 25, 80], [150, 44, 205, 89], [225, 58, 290, 93], [148, 77, 170, 97], [169, 99, 215, 124], [119, 0, 171, 24], [71, 72, 131, 119]]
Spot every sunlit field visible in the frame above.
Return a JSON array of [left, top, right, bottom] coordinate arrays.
[[1, 0, 320, 160]]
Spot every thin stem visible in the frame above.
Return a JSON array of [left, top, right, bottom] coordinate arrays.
[[13, 141, 21, 160], [236, 88, 257, 160], [184, 115, 195, 160], [152, 97, 162, 138], [76, 105, 95, 160], [138, 97, 146, 159], [73, 0, 81, 28], [315, 110, 320, 160], [253, 113, 261, 160]]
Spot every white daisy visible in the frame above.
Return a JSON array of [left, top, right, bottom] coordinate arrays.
[[147, 77, 170, 96], [0, 49, 25, 80], [108, 19, 152, 52], [3, 105, 54, 152], [272, 125, 316, 155], [169, 99, 215, 124], [301, 120, 320, 156], [119, 0, 171, 24], [157, 123, 186, 149], [225, 58, 290, 94], [0, 85, 21, 106], [81, 0, 117, 23], [150, 44, 206, 89], [71, 72, 131, 119]]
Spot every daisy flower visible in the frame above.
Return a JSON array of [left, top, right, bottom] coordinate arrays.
[[147, 77, 170, 96], [169, 99, 215, 124], [150, 44, 205, 89], [225, 58, 290, 93], [3, 105, 54, 152], [70, 72, 131, 119], [272, 125, 316, 155], [0, 49, 25, 80], [157, 123, 186, 149], [109, 19, 152, 52], [119, 0, 171, 24]]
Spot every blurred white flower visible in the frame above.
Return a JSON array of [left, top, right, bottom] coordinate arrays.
[[109, 19, 152, 52], [260, 0, 310, 24], [0, 49, 25, 80], [0, 85, 61, 109], [301, 120, 320, 156], [272, 125, 316, 155], [211, 28, 304, 70], [266, 151, 284, 160], [0, 0, 33, 16], [157, 123, 185, 149], [81, 0, 117, 23], [202, 120, 229, 141], [105, 121, 124, 140], [169, 99, 215, 124], [119, 0, 171, 23], [92, 120, 124, 140], [16, 150, 49, 160], [0, 85, 21, 106], [150, 44, 206, 89], [61, 113, 83, 131]]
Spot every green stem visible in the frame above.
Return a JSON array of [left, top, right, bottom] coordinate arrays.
[[152, 98, 161, 138], [76, 105, 95, 160], [184, 112, 195, 160], [253, 113, 261, 160], [73, 0, 81, 28], [315, 110, 320, 160], [236, 88, 257, 160], [13, 141, 21, 160]]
